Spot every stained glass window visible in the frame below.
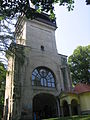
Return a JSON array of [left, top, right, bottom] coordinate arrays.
[[32, 67, 55, 88]]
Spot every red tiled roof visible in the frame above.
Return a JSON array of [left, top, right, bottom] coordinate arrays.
[[74, 83, 90, 94]]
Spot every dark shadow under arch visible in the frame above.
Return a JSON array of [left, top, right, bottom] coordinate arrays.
[[62, 100, 69, 116], [71, 99, 78, 115], [33, 93, 57, 120]]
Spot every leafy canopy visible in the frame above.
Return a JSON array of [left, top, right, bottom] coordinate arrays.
[[1, 0, 74, 20], [68, 45, 90, 85]]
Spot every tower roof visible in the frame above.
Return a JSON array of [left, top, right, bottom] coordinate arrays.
[[34, 12, 57, 28], [27, 8, 57, 28]]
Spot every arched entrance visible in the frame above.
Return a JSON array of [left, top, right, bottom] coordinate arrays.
[[71, 99, 78, 115], [33, 93, 57, 119], [62, 100, 69, 116]]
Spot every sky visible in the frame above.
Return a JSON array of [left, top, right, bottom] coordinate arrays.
[[55, 0, 90, 57]]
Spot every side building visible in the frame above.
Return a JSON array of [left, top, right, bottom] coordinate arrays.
[[3, 13, 72, 120]]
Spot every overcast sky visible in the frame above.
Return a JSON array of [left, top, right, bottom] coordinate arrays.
[[55, 0, 90, 57]]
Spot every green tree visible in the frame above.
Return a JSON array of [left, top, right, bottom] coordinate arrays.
[[0, 0, 74, 20], [86, 0, 90, 5], [0, 17, 16, 64], [68, 45, 90, 85], [0, 63, 6, 119]]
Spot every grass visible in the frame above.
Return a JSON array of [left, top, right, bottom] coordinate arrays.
[[43, 115, 90, 120]]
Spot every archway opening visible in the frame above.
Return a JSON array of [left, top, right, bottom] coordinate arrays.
[[71, 99, 78, 115], [62, 100, 69, 116], [33, 93, 57, 119]]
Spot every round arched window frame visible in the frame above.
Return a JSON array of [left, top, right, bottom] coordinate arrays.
[[32, 67, 56, 88]]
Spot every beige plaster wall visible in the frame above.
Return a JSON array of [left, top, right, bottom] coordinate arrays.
[[79, 92, 90, 112]]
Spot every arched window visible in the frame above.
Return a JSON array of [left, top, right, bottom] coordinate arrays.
[[32, 67, 55, 88]]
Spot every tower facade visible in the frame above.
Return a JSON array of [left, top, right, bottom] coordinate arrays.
[[4, 13, 72, 120]]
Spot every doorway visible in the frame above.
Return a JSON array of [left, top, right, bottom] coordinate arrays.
[[33, 93, 57, 119], [62, 100, 69, 116], [71, 99, 78, 115]]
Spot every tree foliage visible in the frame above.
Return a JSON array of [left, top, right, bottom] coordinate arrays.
[[0, 17, 16, 64], [1, 0, 74, 20], [68, 45, 90, 85], [0, 63, 6, 119], [86, 0, 90, 5]]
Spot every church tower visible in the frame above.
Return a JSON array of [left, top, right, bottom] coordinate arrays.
[[3, 12, 72, 120]]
